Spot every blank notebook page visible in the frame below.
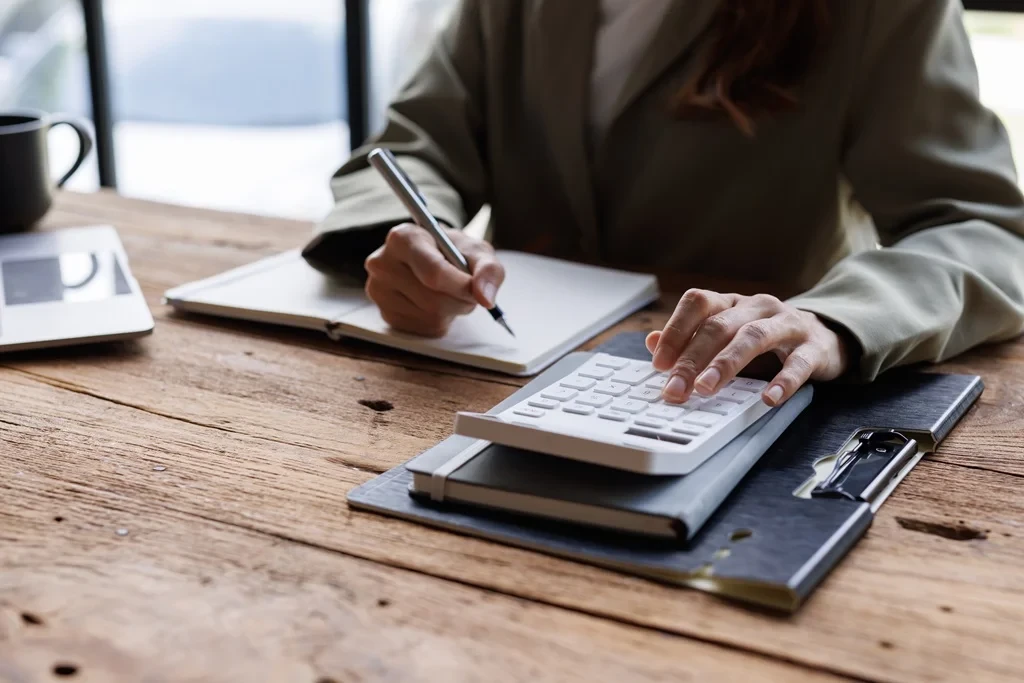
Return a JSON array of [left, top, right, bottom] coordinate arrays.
[[184, 251, 368, 327], [335, 251, 657, 370]]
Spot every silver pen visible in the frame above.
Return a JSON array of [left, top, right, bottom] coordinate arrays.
[[367, 147, 514, 337]]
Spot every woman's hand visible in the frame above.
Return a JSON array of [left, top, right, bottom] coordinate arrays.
[[364, 223, 505, 337], [646, 290, 850, 407]]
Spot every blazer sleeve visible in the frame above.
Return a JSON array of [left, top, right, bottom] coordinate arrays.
[[302, 0, 489, 277], [788, 0, 1024, 380]]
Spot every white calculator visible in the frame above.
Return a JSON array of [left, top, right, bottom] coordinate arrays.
[[454, 353, 781, 475]]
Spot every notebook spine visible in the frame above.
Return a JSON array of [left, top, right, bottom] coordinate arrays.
[[930, 376, 984, 445]]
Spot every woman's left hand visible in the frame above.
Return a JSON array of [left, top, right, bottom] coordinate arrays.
[[646, 290, 851, 407]]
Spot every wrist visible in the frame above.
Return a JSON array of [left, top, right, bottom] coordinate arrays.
[[815, 314, 861, 380]]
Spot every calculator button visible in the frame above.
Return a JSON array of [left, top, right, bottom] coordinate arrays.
[[513, 407, 546, 418], [611, 363, 658, 386], [593, 381, 630, 397], [681, 410, 722, 427], [730, 378, 767, 392], [527, 398, 559, 410], [717, 388, 754, 403], [672, 424, 704, 436], [560, 376, 597, 391], [610, 399, 647, 414], [634, 418, 668, 429], [598, 411, 629, 422], [645, 376, 669, 390], [576, 392, 612, 408], [595, 356, 631, 370], [578, 367, 614, 380], [562, 403, 595, 416], [541, 387, 578, 402], [702, 400, 737, 416], [662, 394, 705, 409], [647, 405, 686, 421], [628, 387, 663, 403]]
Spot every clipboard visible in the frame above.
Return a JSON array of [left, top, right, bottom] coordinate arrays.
[[347, 332, 983, 611]]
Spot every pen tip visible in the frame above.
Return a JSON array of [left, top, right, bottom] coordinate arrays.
[[498, 318, 515, 338]]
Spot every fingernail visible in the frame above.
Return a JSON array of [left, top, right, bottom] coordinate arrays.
[[645, 332, 659, 353], [482, 281, 498, 307], [765, 385, 784, 405], [695, 368, 721, 394], [663, 375, 688, 402]]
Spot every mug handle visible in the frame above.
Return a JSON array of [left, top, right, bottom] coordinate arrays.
[[48, 116, 95, 188]]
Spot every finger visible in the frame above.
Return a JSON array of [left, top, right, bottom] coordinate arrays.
[[695, 314, 807, 396], [385, 224, 475, 303], [381, 310, 449, 338], [661, 305, 767, 402], [763, 346, 820, 406], [461, 240, 505, 309], [367, 257, 476, 319], [652, 289, 735, 372], [366, 280, 452, 338], [645, 330, 661, 354], [365, 276, 420, 319]]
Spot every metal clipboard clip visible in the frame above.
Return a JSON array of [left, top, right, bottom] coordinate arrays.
[[810, 430, 918, 505]]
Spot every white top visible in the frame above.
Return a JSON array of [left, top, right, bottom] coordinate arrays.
[[590, 0, 675, 147]]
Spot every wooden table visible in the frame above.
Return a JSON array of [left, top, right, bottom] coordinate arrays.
[[3, 191, 1023, 683]]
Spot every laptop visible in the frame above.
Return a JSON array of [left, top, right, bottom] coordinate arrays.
[[0, 225, 154, 352]]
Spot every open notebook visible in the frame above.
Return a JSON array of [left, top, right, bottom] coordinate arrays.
[[163, 250, 659, 375]]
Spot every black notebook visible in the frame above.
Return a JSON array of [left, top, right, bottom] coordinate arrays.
[[406, 377, 813, 541], [348, 332, 983, 611]]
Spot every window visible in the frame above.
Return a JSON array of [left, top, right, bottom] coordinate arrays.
[[0, 0, 100, 192], [103, 0, 348, 220], [35, 1, 1023, 219], [965, 10, 1024, 178], [367, 0, 456, 135]]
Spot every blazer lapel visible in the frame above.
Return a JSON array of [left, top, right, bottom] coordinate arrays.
[[600, 0, 720, 139], [527, 1, 600, 253]]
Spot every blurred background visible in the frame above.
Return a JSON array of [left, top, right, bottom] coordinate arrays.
[[1, 0, 1022, 221]]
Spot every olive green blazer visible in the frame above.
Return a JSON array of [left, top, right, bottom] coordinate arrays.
[[305, 0, 1024, 380]]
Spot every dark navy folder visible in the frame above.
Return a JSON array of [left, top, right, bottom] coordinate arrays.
[[348, 332, 983, 611]]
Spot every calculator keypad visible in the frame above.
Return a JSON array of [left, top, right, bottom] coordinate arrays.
[[541, 387, 578, 402], [610, 399, 648, 414], [576, 392, 612, 408], [560, 376, 597, 391], [563, 404, 595, 416], [528, 397, 559, 410], [611, 363, 659, 386], [596, 357, 631, 370], [593, 381, 630, 397], [500, 353, 768, 453], [628, 387, 662, 403]]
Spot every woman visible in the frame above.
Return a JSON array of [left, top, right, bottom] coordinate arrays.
[[303, 0, 1024, 408]]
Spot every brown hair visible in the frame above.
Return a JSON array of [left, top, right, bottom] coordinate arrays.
[[673, 0, 832, 136]]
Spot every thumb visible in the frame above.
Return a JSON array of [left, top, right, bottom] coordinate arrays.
[[463, 244, 505, 309]]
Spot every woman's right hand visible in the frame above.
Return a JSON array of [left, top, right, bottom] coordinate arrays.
[[364, 223, 505, 337]]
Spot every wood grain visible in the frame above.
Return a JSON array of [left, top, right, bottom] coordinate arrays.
[[3, 362, 1024, 682], [1, 190, 1020, 682], [2, 470, 837, 683]]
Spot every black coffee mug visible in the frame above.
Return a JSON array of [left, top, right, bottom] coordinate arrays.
[[0, 110, 94, 233]]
